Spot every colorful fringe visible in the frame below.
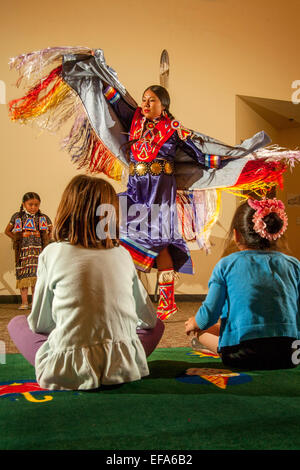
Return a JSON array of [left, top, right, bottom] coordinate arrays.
[[176, 156, 295, 249], [9, 48, 125, 181], [16, 277, 37, 289], [9, 64, 80, 134], [9, 66, 66, 122], [176, 189, 221, 251], [9, 46, 92, 87], [224, 159, 287, 198], [254, 145, 300, 169], [62, 114, 124, 181]]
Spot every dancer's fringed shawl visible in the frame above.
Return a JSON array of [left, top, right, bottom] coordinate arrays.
[[8, 47, 300, 248]]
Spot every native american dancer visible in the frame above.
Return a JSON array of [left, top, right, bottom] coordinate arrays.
[[8, 47, 300, 319]]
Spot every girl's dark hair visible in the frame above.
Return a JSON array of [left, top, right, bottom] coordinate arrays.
[[22, 192, 41, 202], [20, 192, 41, 215], [121, 85, 175, 162], [53, 175, 119, 249], [222, 199, 291, 256]]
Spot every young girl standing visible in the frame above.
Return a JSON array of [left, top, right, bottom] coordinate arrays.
[[8, 175, 164, 390], [5, 192, 52, 309], [185, 198, 300, 370]]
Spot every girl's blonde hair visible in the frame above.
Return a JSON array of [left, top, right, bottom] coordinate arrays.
[[53, 175, 119, 249]]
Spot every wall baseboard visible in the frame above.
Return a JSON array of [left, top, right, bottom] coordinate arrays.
[[0, 295, 33, 304], [0, 294, 205, 304]]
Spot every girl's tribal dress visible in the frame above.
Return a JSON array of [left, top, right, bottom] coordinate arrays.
[[9, 211, 52, 289], [9, 47, 297, 318]]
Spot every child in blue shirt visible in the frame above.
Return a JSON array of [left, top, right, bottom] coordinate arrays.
[[185, 198, 300, 370]]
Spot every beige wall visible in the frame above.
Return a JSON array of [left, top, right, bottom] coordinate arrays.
[[277, 128, 300, 259], [1, 0, 300, 296]]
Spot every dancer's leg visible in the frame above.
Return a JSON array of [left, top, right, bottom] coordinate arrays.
[[7, 315, 48, 366], [156, 247, 173, 271], [156, 247, 177, 320], [137, 318, 165, 357]]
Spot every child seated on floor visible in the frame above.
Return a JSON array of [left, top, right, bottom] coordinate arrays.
[[185, 197, 300, 370], [8, 175, 164, 390]]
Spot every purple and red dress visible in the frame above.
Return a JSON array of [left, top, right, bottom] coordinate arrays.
[[104, 87, 215, 275]]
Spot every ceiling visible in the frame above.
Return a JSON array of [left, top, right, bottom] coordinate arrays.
[[238, 95, 300, 129]]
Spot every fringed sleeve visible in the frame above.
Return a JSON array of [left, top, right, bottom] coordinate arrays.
[[9, 48, 136, 182]]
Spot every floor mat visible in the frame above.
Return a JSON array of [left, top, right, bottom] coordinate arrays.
[[1, 349, 300, 450]]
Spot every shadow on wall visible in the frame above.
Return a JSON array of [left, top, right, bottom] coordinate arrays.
[[175, 232, 231, 293], [0, 233, 16, 295], [140, 229, 232, 297]]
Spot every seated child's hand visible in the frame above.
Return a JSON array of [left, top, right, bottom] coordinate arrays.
[[185, 316, 200, 336]]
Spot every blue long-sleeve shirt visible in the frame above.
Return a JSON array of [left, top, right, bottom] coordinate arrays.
[[195, 250, 300, 349]]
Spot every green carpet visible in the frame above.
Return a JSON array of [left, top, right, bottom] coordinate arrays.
[[1, 348, 300, 450]]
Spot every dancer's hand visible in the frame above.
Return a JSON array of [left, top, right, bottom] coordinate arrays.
[[185, 316, 200, 336]]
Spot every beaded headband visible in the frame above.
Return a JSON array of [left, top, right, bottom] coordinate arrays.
[[247, 198, 288, 241]]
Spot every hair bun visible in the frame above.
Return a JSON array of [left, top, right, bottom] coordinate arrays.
[[263, 212, 284, 235], [247, 198, 288, 241]]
